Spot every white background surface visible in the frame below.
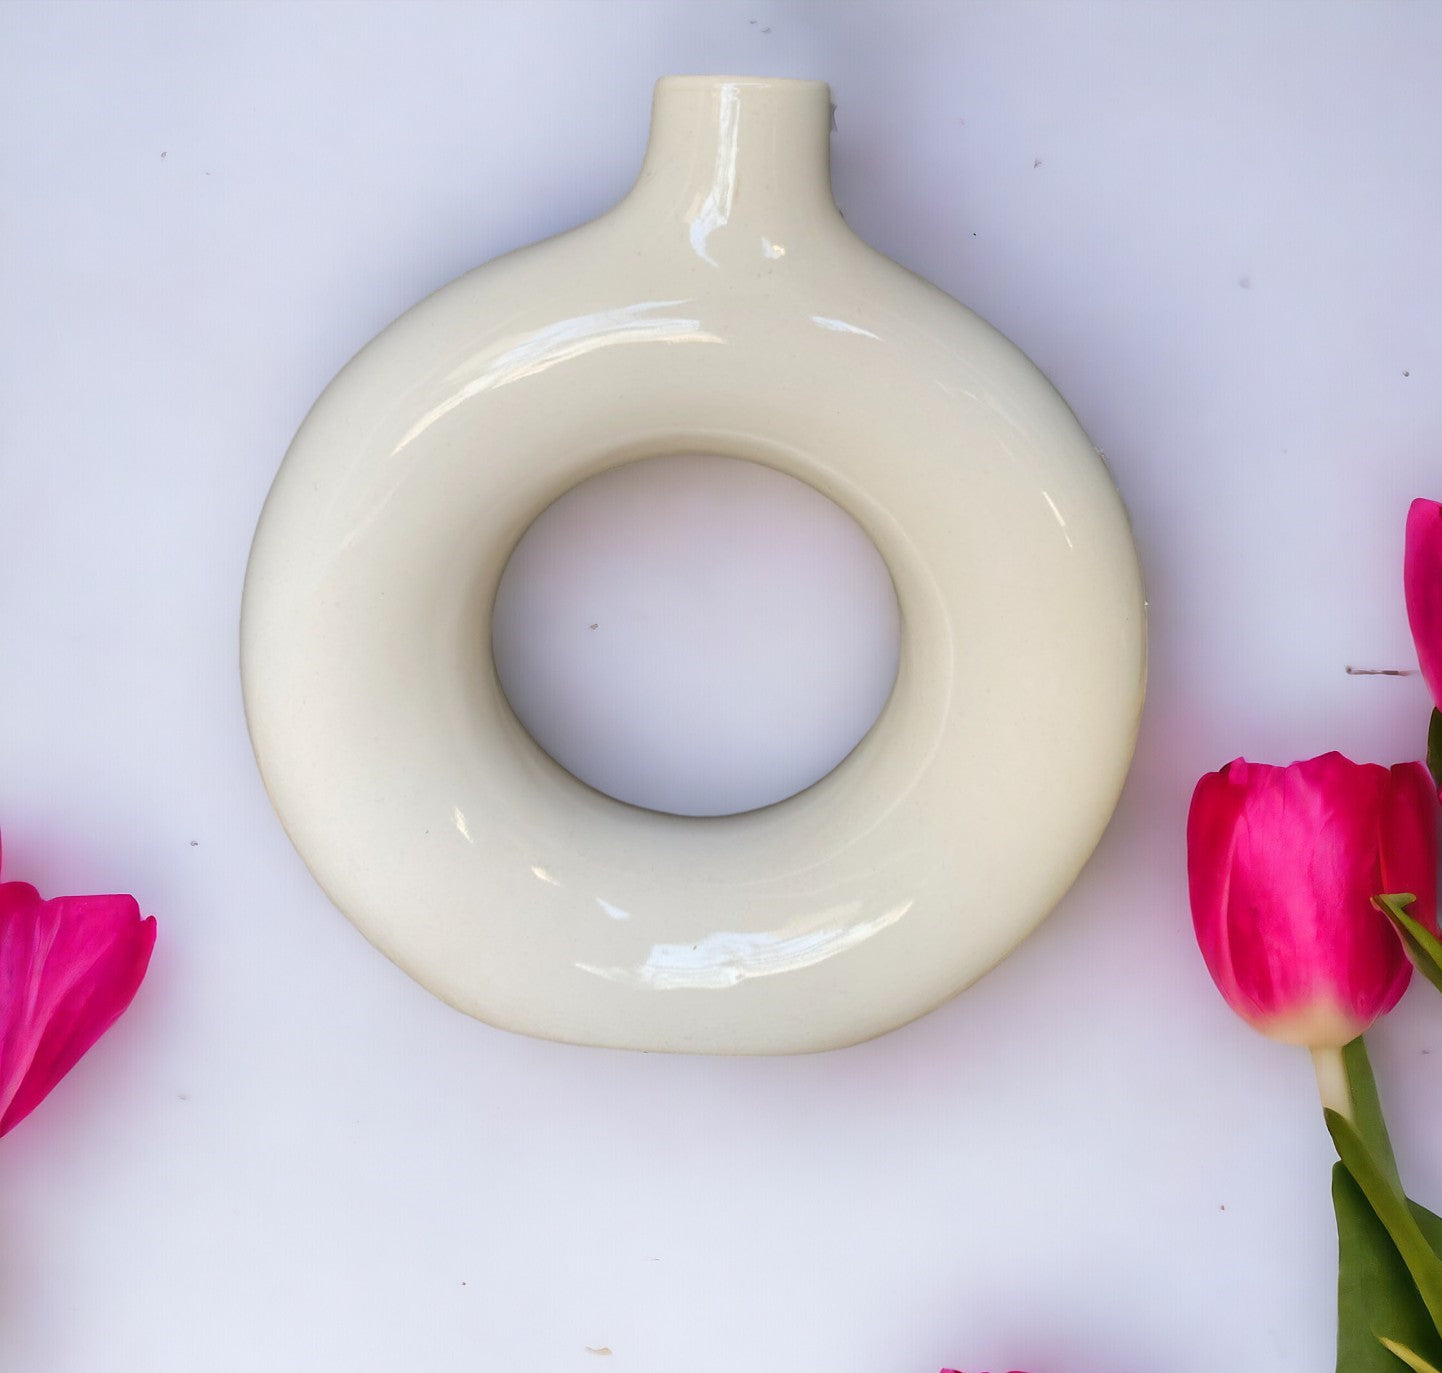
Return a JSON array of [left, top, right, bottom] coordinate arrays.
[[2, 2, 1440, 1370], [490, 454, 903, 817]]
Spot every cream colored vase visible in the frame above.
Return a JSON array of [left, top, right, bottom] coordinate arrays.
[[241, 76, 1146, 1054]]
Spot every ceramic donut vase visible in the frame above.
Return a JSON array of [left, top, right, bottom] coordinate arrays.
[[240, 75, 1147, 1054]]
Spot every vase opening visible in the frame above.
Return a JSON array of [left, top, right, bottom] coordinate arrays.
[[490, 453, 901, 817]]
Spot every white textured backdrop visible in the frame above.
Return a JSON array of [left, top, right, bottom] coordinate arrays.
[[2, 3, 1440, 1370]]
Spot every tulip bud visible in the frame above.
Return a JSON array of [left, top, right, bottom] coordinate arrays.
[[0, 835, 156, 1137], [1405, 498, 1442, 711], [1187, 754, 1437, 1048]]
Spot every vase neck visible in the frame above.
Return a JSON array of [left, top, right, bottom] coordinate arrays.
[[624, 76, 840, 265]]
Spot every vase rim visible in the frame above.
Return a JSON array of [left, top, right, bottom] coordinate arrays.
[[654, 74, 830, 92]]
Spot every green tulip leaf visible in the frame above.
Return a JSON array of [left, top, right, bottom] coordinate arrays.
[[1427, 709, 1442, 795], [1376, 895, 1442, 998], [1413, 1200, 1442, 1261], [1328, 1110, 1442, 1333], [1335, 1165, 1442, 1372], [1379, 1338, 1442, 1373], [1344, 1037, 1403, 1193]]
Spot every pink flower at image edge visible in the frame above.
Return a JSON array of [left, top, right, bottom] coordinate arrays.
[[1187, 752, 1438, 1048], [0, 834, 156, 1137], [1405, 497, 1442, 710]]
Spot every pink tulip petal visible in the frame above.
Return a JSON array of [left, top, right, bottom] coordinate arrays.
[[1378, 759, 1441, 929], [0, 875, 157, 1137], [1406, 498, 1442, 709], [1187, 761, 1251, 1013]]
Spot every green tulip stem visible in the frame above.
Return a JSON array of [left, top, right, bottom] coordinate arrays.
[[1314, 1044, 1356, 1125], [1340, 1036, 1403, 1194]]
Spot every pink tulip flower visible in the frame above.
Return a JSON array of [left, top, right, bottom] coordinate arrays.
[[1187, 753, 1437, 1048], [1405, 497, 1442, 710], [0, 835, 156, 1137]]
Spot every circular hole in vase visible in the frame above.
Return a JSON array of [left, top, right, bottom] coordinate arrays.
[[490, 453, 902, 817]]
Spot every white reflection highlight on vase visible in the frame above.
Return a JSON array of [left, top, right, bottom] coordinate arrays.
[[393, 302, 720, 453], [1041, 490, 1075, 550], [811, 315, 880, 340], [575, 898, 914, 990], [687, 83, 741, 265]]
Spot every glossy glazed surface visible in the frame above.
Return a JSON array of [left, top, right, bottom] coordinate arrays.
[[241, 75, 1147, 1053]]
